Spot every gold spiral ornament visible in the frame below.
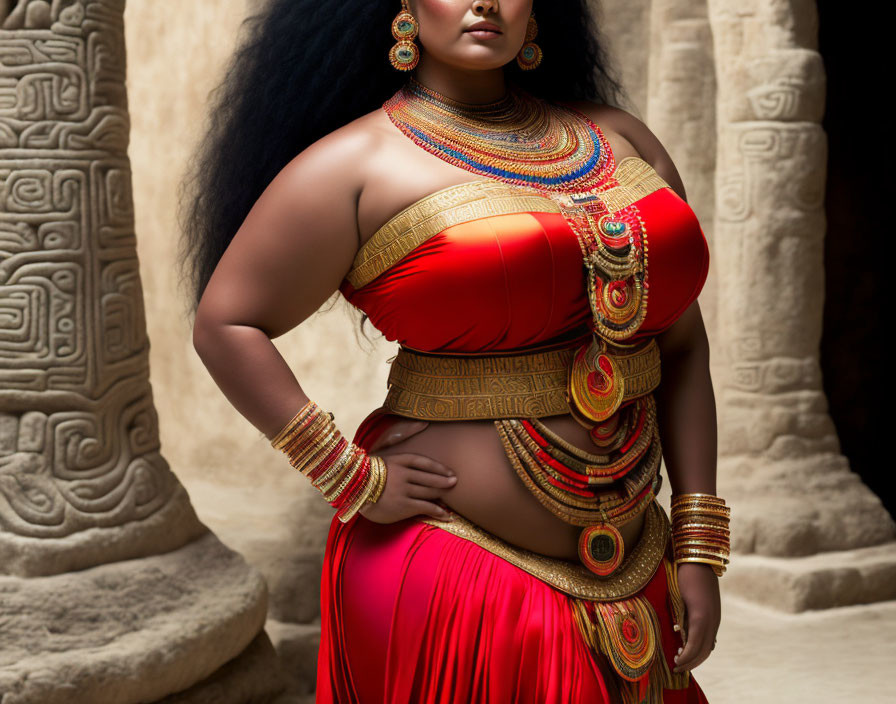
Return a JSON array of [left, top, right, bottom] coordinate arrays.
[[568, 336, 626, 425]]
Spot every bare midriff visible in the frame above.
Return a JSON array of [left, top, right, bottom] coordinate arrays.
[[374, 412, 649, 562]]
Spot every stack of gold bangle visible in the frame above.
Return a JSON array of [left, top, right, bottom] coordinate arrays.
[[670, 493, 730, 577], [269, 400, 388, 522]]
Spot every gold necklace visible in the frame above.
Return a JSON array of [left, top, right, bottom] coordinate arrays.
[[384, 76, 615, 191]]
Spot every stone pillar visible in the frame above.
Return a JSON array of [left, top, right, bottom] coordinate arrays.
[[707, 0, 896, 611], [645, 0, 718, 335], [0, 1, 285, 701]]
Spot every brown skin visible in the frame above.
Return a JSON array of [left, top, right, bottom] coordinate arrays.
[[192, 0, 719, 676]]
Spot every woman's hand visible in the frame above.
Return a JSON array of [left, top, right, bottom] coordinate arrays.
[[358, 419, 458, 524], [673, 562, 721, 673]]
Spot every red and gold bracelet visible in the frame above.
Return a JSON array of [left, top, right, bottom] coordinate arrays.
[[270, 400, 387, 522], [670, 492, 730, 577]]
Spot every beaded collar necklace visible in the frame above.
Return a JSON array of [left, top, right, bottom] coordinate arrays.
[[383, 76, 615, 192]]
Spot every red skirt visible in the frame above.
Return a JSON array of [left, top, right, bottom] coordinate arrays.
[[315, 410, 710, 703]]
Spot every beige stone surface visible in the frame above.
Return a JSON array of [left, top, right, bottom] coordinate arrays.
[[0, 530, 272, 704], [645, 0, 718, 334], [157, 630, 287, 704], [600, 0, 651, 117], [696, 593, 896, 703], [706, 0, 895, 581], [182, 478, 330, 698], [1, 0, 279, 701]]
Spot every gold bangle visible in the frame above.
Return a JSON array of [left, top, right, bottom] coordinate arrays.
[[672, 508, 731, 520], [338, 461, 376, 522], [671, 492, 726, 504], [316, 443, 358, 494], [292, 423, 341, 470], [673, 520, 730, 530], [367, 455, 388, 505], [320, 449, 363, 501], [271, 400, 327, 449], [675, 544, 730, 554], [298, 432, 343, 479], [271, 401, 377, 519]]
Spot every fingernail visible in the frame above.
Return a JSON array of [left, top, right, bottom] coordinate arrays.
[[677, 647, 682, 654], [448, 475, 458, 482]]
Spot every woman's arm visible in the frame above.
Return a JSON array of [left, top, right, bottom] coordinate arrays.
[[654, 301, 718, 496], [191, 127, 369, 440], [655, 301, 722, 675], [191, 123, 458, 524]]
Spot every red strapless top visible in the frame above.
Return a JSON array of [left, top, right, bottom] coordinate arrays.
[[339, 156, 709, 354]]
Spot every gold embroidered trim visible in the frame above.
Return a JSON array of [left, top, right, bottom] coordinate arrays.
[[596, 156, 670, 214], [346, 179, 561, 289], [345, 157, 669, 289], [345, 157, 670, 289], [383, 338, 661, 421], [419, 498, 670, 601]]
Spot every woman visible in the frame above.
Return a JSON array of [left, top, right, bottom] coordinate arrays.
[[180, 0, 728, 701]]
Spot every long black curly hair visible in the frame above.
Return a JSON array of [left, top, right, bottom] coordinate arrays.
[[176, 0, 628, 341]]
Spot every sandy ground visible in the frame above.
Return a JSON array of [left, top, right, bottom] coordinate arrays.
[[693, 592, 896, 703]]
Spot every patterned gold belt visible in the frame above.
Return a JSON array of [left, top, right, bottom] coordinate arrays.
[[383, 337, 662, 421], [419, 498, 670, 601]]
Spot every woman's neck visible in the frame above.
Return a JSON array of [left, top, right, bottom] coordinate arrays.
[[409, 63, 509, 105]]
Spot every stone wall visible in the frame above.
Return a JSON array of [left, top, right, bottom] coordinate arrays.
[[0, 1, 285, 702]]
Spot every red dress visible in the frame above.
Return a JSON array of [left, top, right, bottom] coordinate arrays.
[[317, 105, 711, 703]]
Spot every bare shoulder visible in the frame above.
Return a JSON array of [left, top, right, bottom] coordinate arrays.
[[560, 100, 688, 201], [193, 107, 395, 339], [276, 107, 388, 206]]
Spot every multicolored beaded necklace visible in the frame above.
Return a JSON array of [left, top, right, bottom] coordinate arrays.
[[383, 76, 657, 577], [384, 75, 615, 190]]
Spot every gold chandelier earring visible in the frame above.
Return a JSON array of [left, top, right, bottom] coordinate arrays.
[[516, 12, 542, 70], [389, 0, 420, 71]]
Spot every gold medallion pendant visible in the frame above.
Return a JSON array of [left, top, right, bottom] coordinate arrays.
[[578, 521, 625, 576]]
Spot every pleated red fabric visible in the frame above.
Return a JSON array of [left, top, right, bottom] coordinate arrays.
[[314, 410, 712, 703]]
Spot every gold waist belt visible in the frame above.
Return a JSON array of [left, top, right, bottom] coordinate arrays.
[[384, 337, 662, 420], [419, 498, 670, 600]]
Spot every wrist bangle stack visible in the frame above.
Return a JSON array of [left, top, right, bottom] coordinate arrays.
[[670, 492, 730, 577], [269, 400, 388, 522]]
